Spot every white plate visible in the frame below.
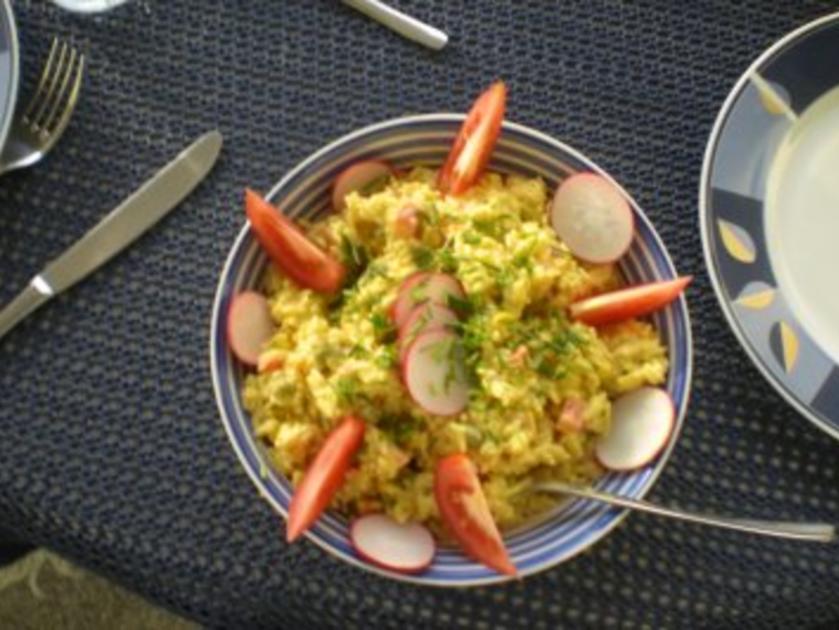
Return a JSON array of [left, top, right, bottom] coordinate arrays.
[[700, 12, 839, 438]]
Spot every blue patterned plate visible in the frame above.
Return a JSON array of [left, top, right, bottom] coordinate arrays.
[[210, 115, 692, 586], [700, 12, 839, 439], [0, 0, 18, 153]]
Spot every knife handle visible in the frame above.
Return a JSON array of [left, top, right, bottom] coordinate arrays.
[[0, 277, 53, 341]]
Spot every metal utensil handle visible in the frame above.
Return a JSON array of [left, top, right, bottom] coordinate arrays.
[[343, 0, 448, 50], [0, 281, 51, 341], [537, 482, 835, 542]]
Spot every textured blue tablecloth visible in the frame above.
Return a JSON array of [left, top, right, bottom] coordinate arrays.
[[1, 1, 839, 628]]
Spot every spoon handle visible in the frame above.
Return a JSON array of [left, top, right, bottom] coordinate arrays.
[[534, 482, 835, 542], [342, 0, 448, 50]]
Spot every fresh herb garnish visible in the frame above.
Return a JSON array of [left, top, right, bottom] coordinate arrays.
[[496, 266, 515, 288], [507, 316, 584, 381], [535, 359, 554, 377], [340, 234, 370, 288], [334, 376, 359, 403], [374, 346, 396, 369], [459, 314, 487, 363], [370, 311, 397, 345], [411, 245, 435, 270], [513, 253, 534, 271], [512, 237, 538, 271], [371, 311, 392, 335], [349, 344, 369, 359], [410, 244, 457, 273], [446, 293, 475, 318], [442, 340, 463, 393], [379, 414, 418, 445], [547, 328, 582, 355], [437, 248, 457, 274], [341, 234, 366, 268], [456, 315, 487, 391], [473, 218, 499, 238], [462, 231, 482, 245]]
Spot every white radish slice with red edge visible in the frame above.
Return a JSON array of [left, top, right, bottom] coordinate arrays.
[[402, 329, 469, 416], [550, 172, 634, 264], [227, 291, 276, 367], [350, 514, 435, 574], [398, 302, 459, 364], [391, 272, 431, 327], [596, 387, 674, 471], [391, 272, 466, 328], [332, 160, 393, 212]]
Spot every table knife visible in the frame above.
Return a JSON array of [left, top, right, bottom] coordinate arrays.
[[0, 129, 223, 341]]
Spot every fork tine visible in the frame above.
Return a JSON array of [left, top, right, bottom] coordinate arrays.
[[27, 40, 69, 130], [45, 54, 84, 143], [40, 47, 78, 133], [22, 38, 60, 122]]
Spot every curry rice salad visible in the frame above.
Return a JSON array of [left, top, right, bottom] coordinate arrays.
[[243, 167, 667, 527]]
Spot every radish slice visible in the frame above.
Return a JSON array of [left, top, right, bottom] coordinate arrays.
[[332, 160, 393, 212], [350, 514, 435, 574], [550, 172, 634, 264], [390, 272, 430, 326], [391, 272, 466, 328], [227, 291, 276, 366], [596, 387, 675, 471], [402, 329, 469, 416], [398, 303, 459, 364]]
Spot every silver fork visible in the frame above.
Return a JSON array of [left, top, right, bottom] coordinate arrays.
[[0, 38, 85, 175]]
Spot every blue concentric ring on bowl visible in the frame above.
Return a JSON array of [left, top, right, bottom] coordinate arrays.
[[210, 115, 692, 586]]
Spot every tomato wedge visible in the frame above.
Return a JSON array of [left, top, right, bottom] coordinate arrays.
[[245, 189, 346, 294], [286, 415, 366, 542], [434, 453, 516, 575], [438, 81, 506, 196], [569, 276, 692, 326]]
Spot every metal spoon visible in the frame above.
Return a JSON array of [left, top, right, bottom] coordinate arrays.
[[342, 0, 448, 50], [530, 481, 835, 542]]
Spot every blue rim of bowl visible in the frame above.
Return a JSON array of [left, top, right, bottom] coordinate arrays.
[[0, 0, 19, 154], [699, 11, 839, 440], [210, 114, 693, 586]]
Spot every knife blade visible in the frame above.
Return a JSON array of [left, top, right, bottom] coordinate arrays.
[[0, 130, 223, 341]]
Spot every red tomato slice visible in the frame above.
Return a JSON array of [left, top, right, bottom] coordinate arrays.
[[245, 189, 346, 294], [434, 454, 516, 576], [286, 415, 366, 542], [438, 81, 507, 196], [569, 276, 692, 326]]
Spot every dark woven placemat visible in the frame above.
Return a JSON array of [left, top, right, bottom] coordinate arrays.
[[2, 1, 838, 628]]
